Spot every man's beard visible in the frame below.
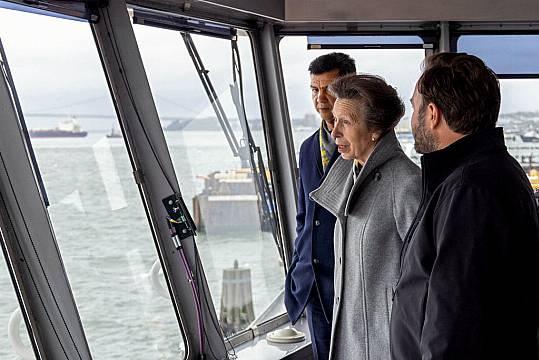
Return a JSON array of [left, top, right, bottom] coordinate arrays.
[[413, 107, 439, 154]]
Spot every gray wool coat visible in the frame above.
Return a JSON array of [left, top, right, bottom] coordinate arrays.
[[310, 130, 421, 360]]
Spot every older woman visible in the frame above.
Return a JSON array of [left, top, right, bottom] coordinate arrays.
[[310, 74, 421, 360]]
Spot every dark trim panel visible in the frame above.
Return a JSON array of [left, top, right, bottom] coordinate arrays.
[[0, 44, 92, 360], [251, 23, 298, 269]]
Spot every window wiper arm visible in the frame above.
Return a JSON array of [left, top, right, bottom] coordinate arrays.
[[181, 32, 245, 165], [229, 38, 283, 262], [181, 32, 283, 261]]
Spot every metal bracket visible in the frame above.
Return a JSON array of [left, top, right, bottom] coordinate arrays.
[[251, 324, 260, 338], [162, 193, 196, 240]]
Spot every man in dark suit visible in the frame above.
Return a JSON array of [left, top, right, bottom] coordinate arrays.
[[284, 52, 356, 360]]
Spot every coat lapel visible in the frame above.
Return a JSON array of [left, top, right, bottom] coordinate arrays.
[[311, 130, 404, 218], [310, 156, 354, 219], [344, 130, 402, 215]]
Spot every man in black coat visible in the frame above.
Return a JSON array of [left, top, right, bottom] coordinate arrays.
[[390, 52, 539, 359]]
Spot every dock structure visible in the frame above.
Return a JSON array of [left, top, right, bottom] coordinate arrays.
[[518, 154, 539, 172], [219, 260, 255, 336], [193, 169, 267, 233]]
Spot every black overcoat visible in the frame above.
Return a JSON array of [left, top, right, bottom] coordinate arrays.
[[391, 127, 539, 360]]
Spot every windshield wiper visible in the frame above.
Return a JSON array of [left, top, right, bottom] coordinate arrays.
[[181, 32, 283, 262]]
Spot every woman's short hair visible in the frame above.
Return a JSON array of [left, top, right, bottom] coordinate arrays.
[[328, 74, 405, 133]]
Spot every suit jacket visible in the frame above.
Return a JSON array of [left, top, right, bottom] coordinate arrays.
[[284, 129, 340, 324]]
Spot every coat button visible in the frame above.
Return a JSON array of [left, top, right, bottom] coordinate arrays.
[[374, 172, 381, 181], [335, 296, 339, 304], [313, 258, 320, 265], [314, 220, 321, 226], [339, 257, 342, 265]]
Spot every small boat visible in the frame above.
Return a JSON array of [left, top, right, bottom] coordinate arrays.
[[106, 127, 122, 138], [520, 131, 539, 143]]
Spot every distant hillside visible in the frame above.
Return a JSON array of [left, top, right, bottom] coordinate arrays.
[[499, 111, 539, 121], [24, 110, 539, 132]]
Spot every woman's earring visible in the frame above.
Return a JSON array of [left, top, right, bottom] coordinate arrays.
[[371, 135, 376, 142]]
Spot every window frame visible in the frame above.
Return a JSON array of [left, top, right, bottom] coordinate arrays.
[[452, 26, 539, 79]]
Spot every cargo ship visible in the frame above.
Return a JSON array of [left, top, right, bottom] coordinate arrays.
[[29, 118, 87, 138]]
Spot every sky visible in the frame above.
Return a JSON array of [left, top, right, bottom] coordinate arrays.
[[0, 6, 537, 131]]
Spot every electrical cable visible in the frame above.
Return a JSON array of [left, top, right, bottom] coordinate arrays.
[[166, 222, 205, 358], [176, 235, 205, 356], [166, 217, 227, 359], [192, 245, 221, 360], [193, 243, 237, 360]]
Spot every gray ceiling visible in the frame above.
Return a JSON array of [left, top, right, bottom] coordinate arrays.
[[129, 0, 539, 23]]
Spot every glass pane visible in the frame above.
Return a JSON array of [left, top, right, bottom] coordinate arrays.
[[499, 79, 539, 190], [308, 35, 424, 46], [0, 8, 184, 359], [0, 0, 85, 21], [133, 24, 284, 337], [280, 36, 425, 165], [458, 35, 539, 75]]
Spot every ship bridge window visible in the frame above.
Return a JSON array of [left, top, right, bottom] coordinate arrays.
[[0, 7, 185, 359], [279, 36, 426, 166], [492, 77, 539, 190], [0, 0, 98, 22], [457, 35, 539, 191], [458, 35, 539, 78], [132, 21, 284, 339], [307, 35, 426, 49]]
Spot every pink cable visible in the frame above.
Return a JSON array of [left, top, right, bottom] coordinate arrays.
[[178, 245, 205, 356]]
